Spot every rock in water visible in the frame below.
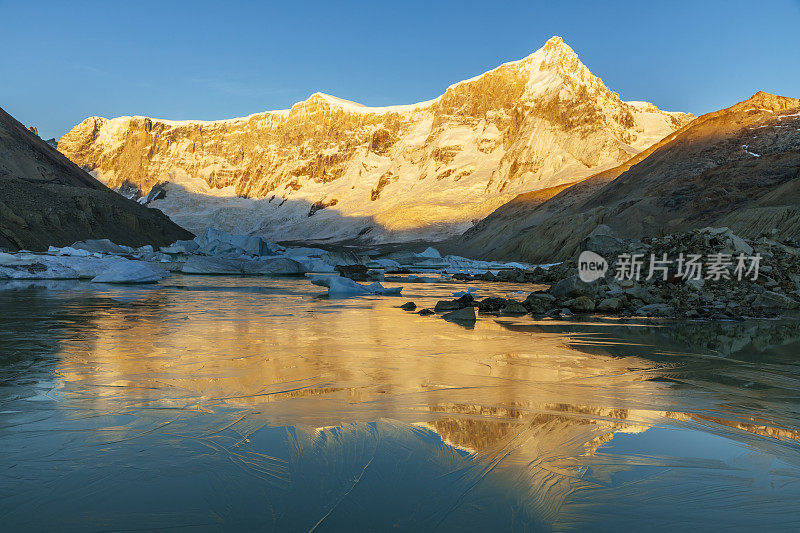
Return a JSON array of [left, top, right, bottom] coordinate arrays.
[[400, 302, 417, 310], [335, 264, 369, 281], [501, 303, 528, 315], [442, 306, 477, 322], [549, 275, 594, 299]]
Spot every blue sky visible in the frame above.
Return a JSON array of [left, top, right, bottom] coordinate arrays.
[[1, 0, 798, 139]]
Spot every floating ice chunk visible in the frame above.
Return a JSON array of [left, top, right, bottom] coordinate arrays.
[[308, 275, 402, 297], [365, 282, 402, 295], [48, 246, 93, 257], [284, 247, 328, 258], [192, 228, 281, 256], [242, 257, 306, 275], [417, 247, 442, 259], [0, 252, 32, 266], [309, 275, 371, 296], [181, 256, 305, 275], [366, 258, 402, 269], [294, 257, 337, 273], [47, 256, 122, 278], [0, 262, 80, 280], [91, 261, 167, 284], [160, 240, 200, 254], [407, 275, 438, 283], [181, 256, 242, 274], [452, 287, 479, 297], [70, 239, 130, 254]]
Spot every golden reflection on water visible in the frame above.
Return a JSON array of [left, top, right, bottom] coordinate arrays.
[[3, 276, 800, 530]]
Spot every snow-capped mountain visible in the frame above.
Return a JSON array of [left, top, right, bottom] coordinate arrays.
[[57, 37, 692, 243]]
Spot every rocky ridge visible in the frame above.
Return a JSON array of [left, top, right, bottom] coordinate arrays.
[[448, 92, 800, 262], [0, 106, 192, 251]]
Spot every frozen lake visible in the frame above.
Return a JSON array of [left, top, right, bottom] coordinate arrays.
[[1, 276, 800, 531]]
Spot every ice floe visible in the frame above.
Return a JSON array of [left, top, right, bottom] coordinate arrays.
[[307, 275, 402, 297]]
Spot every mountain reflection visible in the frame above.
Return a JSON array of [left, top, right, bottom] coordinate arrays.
[[1, 277, 800, 530]]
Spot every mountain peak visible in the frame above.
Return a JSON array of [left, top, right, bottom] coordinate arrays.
[[541, 35, 567, 52], [741, 91, 800, 111]]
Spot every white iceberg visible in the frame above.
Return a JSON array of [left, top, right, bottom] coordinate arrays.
[[181, 255, 305, 275], [91, 261, 167, 284], [417, 247, 442, 259], [48, 246, 93, 257], [308, 275, 402, 297]]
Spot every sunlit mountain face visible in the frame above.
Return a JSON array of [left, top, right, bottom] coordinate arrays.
[[2, 277, 799, 530], [56, 37, 691, 243]]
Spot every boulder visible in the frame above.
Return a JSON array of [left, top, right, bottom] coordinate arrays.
[[502, 303, 528, 314], [624, 286, 660, 304], [400, 302, 417, 310], [581, 225, 631, 258], [549, 275, 595, 298], [523, 292, 555, 313], [477, 297, 512, 312], [597, 297, 623, 312], [442, 306, 476, 322], [335, 264, 369, 281], [434, 294, 474, 312], [564, 296, 596, 312], [752, 291, 799, 310]]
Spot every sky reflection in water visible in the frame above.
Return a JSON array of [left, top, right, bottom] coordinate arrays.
[[1, 276, 800, 531]]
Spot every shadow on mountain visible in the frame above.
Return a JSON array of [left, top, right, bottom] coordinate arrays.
[[147, 181, 453, 249]]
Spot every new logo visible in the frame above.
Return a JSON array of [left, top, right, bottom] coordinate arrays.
[[578, 250, 608, 282]]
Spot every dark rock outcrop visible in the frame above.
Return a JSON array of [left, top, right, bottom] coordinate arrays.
[[0, 106, 193, 251]]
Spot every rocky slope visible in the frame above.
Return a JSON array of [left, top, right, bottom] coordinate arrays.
[[449, 92, 800, 262], [0, 106, 192, 251], [58, 37, 691, 243]]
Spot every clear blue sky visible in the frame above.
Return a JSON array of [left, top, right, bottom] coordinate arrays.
[[1, 0, 798, 139]]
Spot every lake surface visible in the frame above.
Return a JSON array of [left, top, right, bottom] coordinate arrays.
[[1, 276, 800, 531]]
